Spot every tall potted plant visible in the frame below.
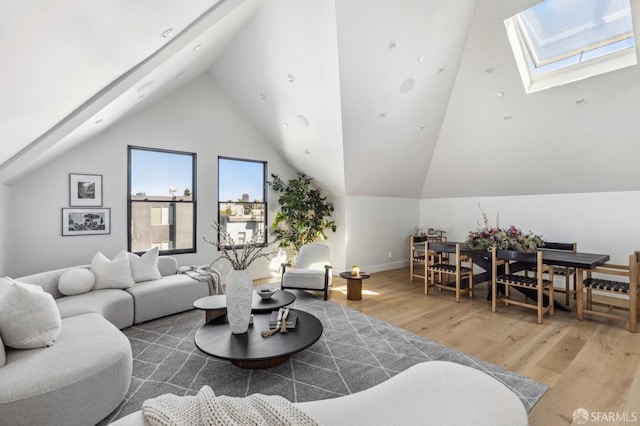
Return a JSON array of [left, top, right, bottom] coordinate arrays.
[[269, 173, 337, 255]]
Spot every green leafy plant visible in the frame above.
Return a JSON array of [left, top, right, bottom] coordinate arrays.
[[269, 173, 337, 253], [465, 205, 544, 252]]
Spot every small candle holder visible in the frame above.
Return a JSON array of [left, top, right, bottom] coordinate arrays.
[[351, 265, 360, 276]]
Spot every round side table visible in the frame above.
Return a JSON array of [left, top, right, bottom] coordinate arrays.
[[193, 290, 296, 321], [339, 271, 371, 300]]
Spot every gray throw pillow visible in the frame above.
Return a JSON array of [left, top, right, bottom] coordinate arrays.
[[0, 277, 62, 349]]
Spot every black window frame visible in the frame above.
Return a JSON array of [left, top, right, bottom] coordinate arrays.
[[127, 145, 197, 255], [217, 156, 268, 250]]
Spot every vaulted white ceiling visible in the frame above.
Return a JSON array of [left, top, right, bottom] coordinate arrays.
[[0, 0, 263, 184], [3, 0, 640, 198], [210, 0, 477, 196]]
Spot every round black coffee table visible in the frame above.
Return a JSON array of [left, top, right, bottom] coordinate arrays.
[[193, 290, 296, 321], [194, 309, 323, 369]]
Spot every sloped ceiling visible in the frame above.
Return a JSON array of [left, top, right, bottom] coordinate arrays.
[[423, 0, 640, 197], [3, 0, 640, 199], [209, 0, 346, 195], [210, 0, 478, 196], [335, 0, 477, 197], [0, 0, 264, 184]]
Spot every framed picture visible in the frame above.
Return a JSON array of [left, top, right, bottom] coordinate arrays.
[[69, 173, 102, 206], [62, 208, 111, 236]]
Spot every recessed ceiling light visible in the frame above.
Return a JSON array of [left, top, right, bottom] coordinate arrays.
[[496, 91, 504, 98], [574, 97, 587, 105], [137, 80, 154, 92], [193, 44, 202, 51], [400, 78, 415, 94], [296, 114, 310, 128], [417, 55, 425, 63], [388, 40, 397, 50], [161, 28, 174, 38], [287, 74, 295, 83]]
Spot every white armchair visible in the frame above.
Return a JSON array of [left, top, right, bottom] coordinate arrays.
[[281, 244, 332, 300]]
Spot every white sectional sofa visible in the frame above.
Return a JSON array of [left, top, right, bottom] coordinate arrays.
[[0, 255, 213, 426], [14, 255, 209, 329], [1, 313, 132, 426], [110, 360, 529, 426]]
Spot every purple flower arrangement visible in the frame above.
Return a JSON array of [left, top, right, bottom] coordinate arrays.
[[465, 207, 544, 252]]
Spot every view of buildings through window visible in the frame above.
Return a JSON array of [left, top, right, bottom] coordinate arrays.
[[218, 157, 267, 248], [128, 146, 196, 254]]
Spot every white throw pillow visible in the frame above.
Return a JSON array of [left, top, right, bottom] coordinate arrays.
[[0, 333, 6, 367], [0, 277, 62, 349], [58, 268, 96, 296], [128, 247, 161, 282], [91, 250, 135, 290]]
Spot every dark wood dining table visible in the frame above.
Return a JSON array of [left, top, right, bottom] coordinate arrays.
[[423, 242, 610, 311]]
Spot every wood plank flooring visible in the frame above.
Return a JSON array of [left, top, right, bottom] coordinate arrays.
[[262, 267, 640, 425]]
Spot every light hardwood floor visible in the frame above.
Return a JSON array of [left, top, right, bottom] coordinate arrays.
[[264, 267, 640, 425]]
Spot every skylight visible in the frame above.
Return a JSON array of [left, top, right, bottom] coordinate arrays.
[[505, 0, 636, 93]]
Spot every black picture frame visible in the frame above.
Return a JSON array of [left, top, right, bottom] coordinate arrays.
[[69, 173, 102, 207], [62, 208, 111, 236]]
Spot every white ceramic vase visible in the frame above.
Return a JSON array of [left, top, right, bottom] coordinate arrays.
[[226, 269, 253, 334]]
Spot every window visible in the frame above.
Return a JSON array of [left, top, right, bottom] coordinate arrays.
[[505, 0, 636, 93], [218, 157, 267, 248], [128, 146, 196, 254]]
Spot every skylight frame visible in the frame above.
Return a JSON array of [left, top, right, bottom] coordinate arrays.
[[505, 0, 638, 94]]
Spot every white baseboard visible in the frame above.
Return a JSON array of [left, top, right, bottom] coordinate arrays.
[[333, 260, 409, 275]]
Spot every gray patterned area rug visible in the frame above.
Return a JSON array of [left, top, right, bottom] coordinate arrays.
[[100, 292, 547, 424]]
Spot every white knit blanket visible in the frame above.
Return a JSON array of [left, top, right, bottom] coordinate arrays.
[[177, 265, 223, 295], [142, 386, 321, 426]]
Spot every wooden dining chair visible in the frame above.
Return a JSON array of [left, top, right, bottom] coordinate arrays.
[[525, 242, 577, 306], [576, 251, 639, 332], [492, 248, 554, 324], [426, 242, 473, 302], [544, 242, 577, 305]]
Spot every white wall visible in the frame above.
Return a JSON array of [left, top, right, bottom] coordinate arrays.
[[420, 192, 640, 264], [345, 196, 420, 273], [321, 194, 346, 272], [11, 76, 296, 278], [0, 184, 13, 276]]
